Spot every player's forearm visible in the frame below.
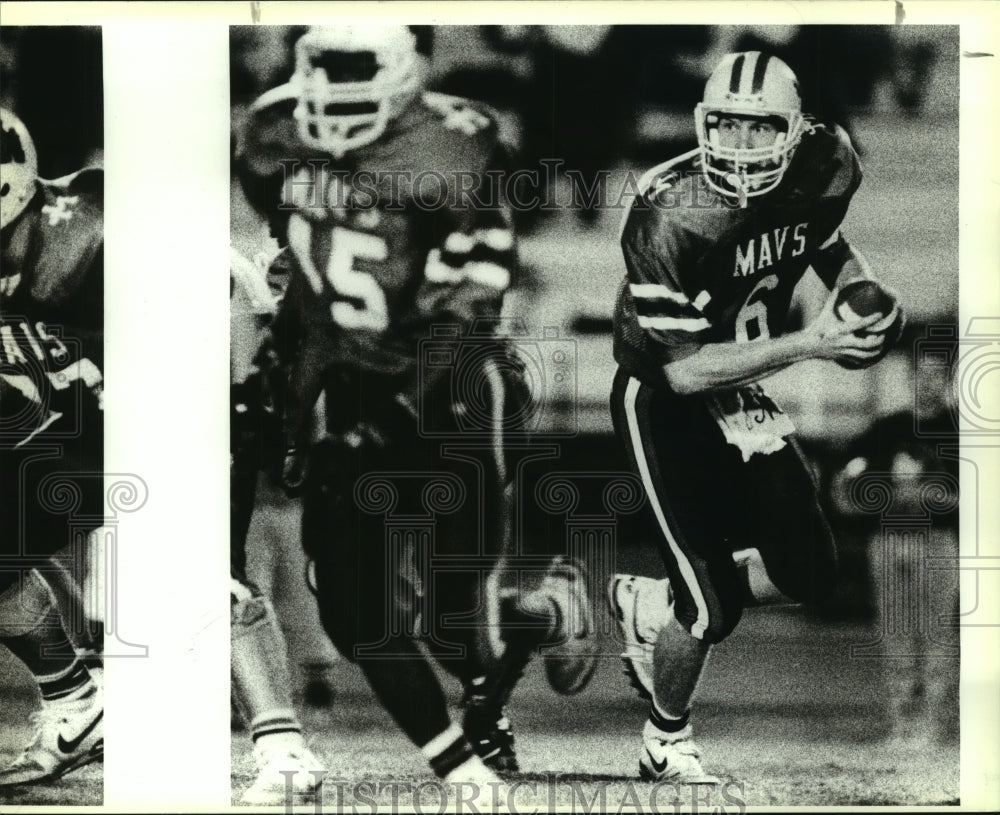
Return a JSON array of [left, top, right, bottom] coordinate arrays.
[[663, 333, 814, 395]]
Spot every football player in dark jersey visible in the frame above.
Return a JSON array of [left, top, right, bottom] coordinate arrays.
[[0, 107, 104, 784], [230, 248, 326, 804], [606, 52, 903, 781], [235, 25, 596, 788]]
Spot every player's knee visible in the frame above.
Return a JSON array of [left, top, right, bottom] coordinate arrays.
[[700, 610, 742, 644], [734, 548, 799, 606], [765, 544, 839, 606], [0, 570, 55, 637], [674, 598, 742, 645]]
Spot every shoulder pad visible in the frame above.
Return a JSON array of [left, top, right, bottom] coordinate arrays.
[[621, 149, 714, 244], [49, 167, 104, 199], [636, 149, 700, 205], [29, 170, 103, 304], [784, 120, 862, 202], [419, 92, 498, 139]]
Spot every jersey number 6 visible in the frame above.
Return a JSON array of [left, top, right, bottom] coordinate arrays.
[[735, 274, 779, 343], [288, 214, 390, 332]]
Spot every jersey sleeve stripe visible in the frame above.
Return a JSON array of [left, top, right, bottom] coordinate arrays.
[[692, 290, 711, 311], [637, 315, 710, 331], [444, 228, 515, 255], [628, 283, 688, 303], [464, 262, 511, 289], [634, 299, 705, 321], [425, 250, 510, 289]]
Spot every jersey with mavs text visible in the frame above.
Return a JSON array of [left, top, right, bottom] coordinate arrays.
[[613, 122, 861, 459], [1, 168, 104, 561]]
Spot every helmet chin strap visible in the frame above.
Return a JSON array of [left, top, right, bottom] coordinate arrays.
[[733, 175, 749, 209]]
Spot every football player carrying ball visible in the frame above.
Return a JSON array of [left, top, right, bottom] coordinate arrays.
[[607, 52, 903, 782]]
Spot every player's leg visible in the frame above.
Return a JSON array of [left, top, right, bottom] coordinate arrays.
[[42, 537, 104, 668], [610, 370, 747, 782], [413, 354, 523, 772], [247, 477, 338, 709], [303, 436, 497, 785], [230, 387, 324, 805], [609, 438, 831, 666], [428, 351, 595, 772], [0, 569, 103, 785], [231, 572, 325, 804], [495, 355, 597, 698], [746, 438, 838, 607]]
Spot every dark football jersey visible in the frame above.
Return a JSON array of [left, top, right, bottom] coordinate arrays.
[[614, 121, 861, 390], [239, 91, 516, 432], [1, 169, 104, 459], [1, 169, 104, 561]]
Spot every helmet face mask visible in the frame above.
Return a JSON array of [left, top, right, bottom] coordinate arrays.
[[695, 52, 804, 202], [1, 108, 38, 230], [291, 25, 420, 157]]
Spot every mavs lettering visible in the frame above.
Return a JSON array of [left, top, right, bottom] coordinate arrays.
[[734, 223, 808, 277], [1, 318, 103, 446]]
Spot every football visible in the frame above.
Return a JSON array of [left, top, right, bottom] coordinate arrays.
[[833, 279, 897, 333], [833, 279, 902, 370]]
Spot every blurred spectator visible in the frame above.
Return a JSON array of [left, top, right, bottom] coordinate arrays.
[[828, 335, 959, 744], [438, 26, 636, 230], [619, 25, 715, 113]]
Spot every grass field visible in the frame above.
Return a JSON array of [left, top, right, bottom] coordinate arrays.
[[230, 602, 959, 809]]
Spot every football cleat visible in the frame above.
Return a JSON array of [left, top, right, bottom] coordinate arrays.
[[462, 694, 518, 774], [444, 757, 503, 812], [241, 736, 326, 805], [0, 681, 104, 786], [539, 556, 597, 696], [607, 574, 673, 701], [639, 721, 719, 784]]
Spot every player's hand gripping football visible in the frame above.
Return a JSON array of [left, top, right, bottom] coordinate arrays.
[[800, 287, 888, 366]]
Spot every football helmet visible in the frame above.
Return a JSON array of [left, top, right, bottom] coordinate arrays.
[[694, 52, 804, 200], [258, 25, 421, 158], [1, 108, 38, 230]]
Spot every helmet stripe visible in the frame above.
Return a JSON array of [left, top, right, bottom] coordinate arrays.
[[739, 52, 757, 95], [751, 53, 771, 94], [728, 54, 745, 94]]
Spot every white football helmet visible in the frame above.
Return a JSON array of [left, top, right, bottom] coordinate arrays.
[[261, 25, 421, 158], [1, 108, 38, 229], [695, 52, 805, 200]]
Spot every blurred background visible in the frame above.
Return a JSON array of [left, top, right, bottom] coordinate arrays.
[[228, 25, 961, 801], [230, 23, 959, 614], [0, 26, 104, 177]]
